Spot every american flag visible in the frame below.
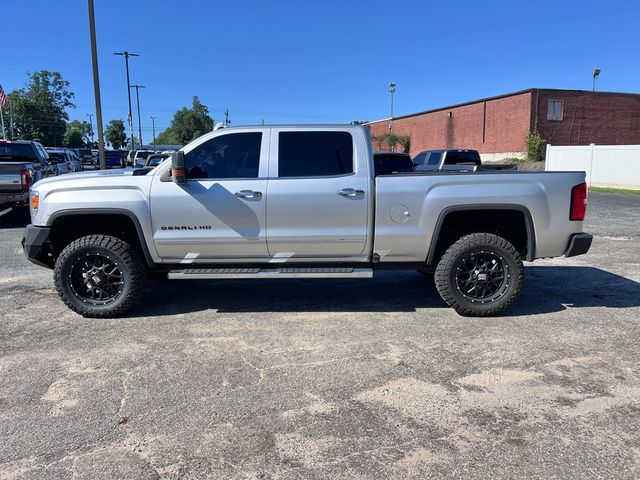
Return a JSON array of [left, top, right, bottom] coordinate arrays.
[[0, 85, 6, 106]]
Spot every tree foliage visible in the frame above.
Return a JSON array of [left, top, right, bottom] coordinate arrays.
[[104, 119, 127, 149], [156, 97, 214, 146], [8, 70, 75, 146], [526, 132, 546, 162], [63, 128, 85, 148], [63, 120, 92, 148], [372, 133, 411, 153]]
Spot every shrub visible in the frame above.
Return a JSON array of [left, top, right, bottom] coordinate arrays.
[[526, 133, 546, 162]]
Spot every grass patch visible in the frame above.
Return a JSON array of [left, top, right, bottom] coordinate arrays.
[[590, 186, 640, 195]]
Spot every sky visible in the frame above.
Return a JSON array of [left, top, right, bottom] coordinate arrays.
[[3, 0, 639, 143]]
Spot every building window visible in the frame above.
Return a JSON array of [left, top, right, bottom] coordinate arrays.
[[547, 100, 563, 121]]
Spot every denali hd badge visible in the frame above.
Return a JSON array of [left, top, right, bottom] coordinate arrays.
[[160, 226, 212, 230]]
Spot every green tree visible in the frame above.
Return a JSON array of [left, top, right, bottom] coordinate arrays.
[[63, 128, 85, 148], [7, 70, 75, 145], [67, 119, 93, 144], [156, 96, 214, 145], [104, 119, 127, 149]]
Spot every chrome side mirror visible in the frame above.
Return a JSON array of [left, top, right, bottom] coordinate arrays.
[[171, 151, 185, 184]]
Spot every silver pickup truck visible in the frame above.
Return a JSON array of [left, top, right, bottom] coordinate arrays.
[[22, 125, 592, 318], [1, 140, 56, 209]]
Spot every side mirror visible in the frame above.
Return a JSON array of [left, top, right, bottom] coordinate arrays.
[[171, 151, 185, 184]]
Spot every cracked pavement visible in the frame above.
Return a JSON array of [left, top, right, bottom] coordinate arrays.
[[1, 191, 639, 479]]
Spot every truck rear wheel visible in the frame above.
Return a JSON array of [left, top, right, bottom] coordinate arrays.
[[434, 233, 523, 317], [54, 235, 146, 318]]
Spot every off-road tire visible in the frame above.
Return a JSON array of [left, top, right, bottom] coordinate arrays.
[[54, 235, 146, 318], [434, 233, 523, 317]]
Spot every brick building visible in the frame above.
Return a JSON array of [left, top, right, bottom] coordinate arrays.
[[366, 88, 640, 161]]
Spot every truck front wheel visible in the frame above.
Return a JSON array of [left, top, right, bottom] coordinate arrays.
[[434, 233, 523, 317], [54, 235, 146, 318]]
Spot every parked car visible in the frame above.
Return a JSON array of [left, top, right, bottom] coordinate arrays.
[[413, 149, 481, 172], [412, 149, 518, 172], [94, 150, 124, 169], [373, 151, 414, 176], [44, 150, 75, 175], [129, 150, 155, 168], [46, 148, 84, 174], [144, 153, 170, 168], [23, 125, 592, 318], [77, 148, 94, 165], [0, 140, 56, 209]]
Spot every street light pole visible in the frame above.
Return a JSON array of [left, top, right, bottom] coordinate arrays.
[[150, 116, 156, 151], [130, 84, 145, 148], [113, 51, 139, 150], [87, 113, 94, 144], [388, 81, 396, 132], [88, 0, 106, 169]]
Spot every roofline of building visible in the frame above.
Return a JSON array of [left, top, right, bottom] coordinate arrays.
[[365, 87, 640, 125]]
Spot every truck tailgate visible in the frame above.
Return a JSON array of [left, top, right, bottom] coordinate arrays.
[[0, 164, 25, 193]]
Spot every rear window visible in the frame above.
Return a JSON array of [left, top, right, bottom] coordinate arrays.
[[136, 151, 151, 159], [374, 154, 413, 176], [444, 150, 481, 165], [47, 152, 67, 162], [278, 131, 353, 177], [0, 143, 38, 161]]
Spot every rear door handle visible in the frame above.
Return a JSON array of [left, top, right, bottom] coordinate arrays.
[[337, 188, 365, 198], [235, 190, 262, 199]]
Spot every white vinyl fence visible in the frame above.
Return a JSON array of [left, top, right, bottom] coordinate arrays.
[[545, 144, 640, 189]]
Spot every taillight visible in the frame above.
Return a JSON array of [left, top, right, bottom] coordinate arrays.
[[20, 168, 33, 190], [570, 182, 588, 221]]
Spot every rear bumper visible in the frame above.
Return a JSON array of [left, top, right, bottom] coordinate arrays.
[[0, 191, 28, 206], [565, 232, 593, 258], [22, 224, 54, 268]]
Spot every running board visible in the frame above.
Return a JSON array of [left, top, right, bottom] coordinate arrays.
[[167, 267, 373, 280]]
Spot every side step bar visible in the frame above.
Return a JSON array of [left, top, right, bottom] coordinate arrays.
[[168, 267, 373, 280]]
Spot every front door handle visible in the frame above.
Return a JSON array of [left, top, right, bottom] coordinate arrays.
[[235, 190, 262, 199], [337, 188, 365, 198]]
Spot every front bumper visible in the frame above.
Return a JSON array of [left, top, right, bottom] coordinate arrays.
[[565, 232, 593, 258], [22, 224, 54, 268]]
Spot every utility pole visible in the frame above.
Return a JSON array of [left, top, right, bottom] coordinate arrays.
[[388, 81, 396, 132], [88, 0, 106, 169], [224, 109, 230, 126], [87, 113, 94, 144], [113, 51, 139, 150], [150, 116, 156, 151], [130, 84, 145, 148], [8, 100, 15, 140]]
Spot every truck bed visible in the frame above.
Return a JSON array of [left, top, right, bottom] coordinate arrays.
[[374, 170, 587, 262]]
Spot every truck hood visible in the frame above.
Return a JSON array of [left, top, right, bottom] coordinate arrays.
[[34, 168, 135, 187]]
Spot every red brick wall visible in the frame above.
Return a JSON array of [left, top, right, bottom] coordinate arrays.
[[534, 90, 640, 146], [367, 91, 532, 157]]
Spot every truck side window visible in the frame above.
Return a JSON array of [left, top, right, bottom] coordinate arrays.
[[427, 152, 442, 166], [185, 132, 262, 180], [278, 131, 353, 177]]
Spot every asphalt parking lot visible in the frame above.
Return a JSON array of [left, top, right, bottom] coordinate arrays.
[[1, 191, 639, 479]]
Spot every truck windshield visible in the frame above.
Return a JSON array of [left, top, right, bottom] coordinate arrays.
[[0, 143, 38, 162]]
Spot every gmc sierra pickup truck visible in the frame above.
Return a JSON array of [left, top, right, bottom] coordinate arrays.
[[22, 125, 592, 318]]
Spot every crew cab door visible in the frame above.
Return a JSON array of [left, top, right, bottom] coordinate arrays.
[[149, 129, 270, 261], [265, 128, 370, 258]]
